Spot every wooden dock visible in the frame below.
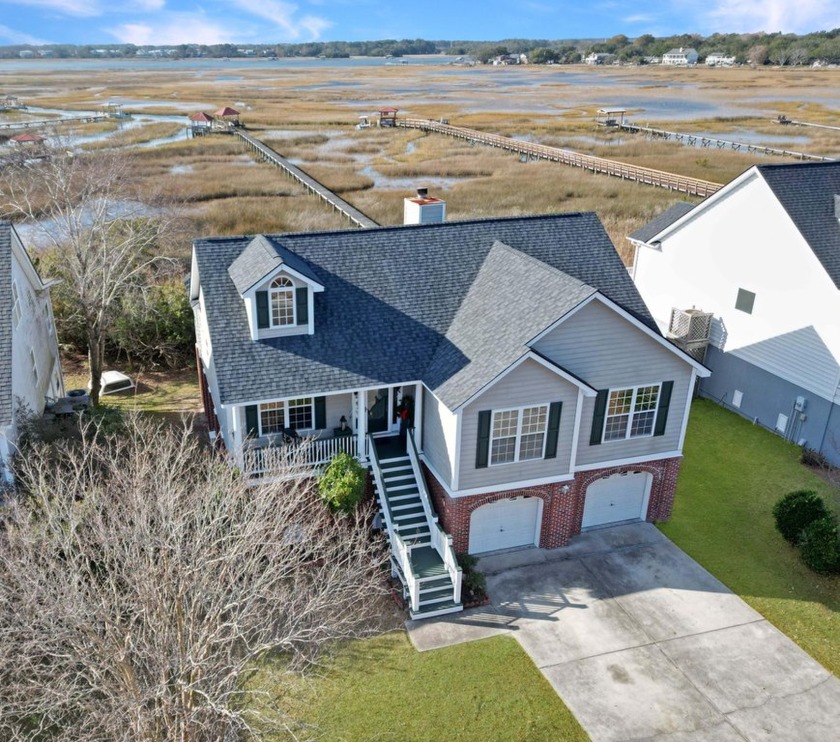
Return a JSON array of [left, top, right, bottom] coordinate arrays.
[[397, 119, 722, 198], [774, 117, 840, 134], [0, 114, 109, 131], [235, 130, 378, 229], [619, 122, 832, 162]]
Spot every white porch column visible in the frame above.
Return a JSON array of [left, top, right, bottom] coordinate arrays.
[[414, 383, 424, 450], [356, 391, 366, 460]]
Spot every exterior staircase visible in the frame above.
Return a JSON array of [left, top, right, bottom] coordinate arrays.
[[369, 433, 462, 619]]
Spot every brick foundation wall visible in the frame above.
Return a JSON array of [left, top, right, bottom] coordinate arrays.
[[423, 456, 682, 553]]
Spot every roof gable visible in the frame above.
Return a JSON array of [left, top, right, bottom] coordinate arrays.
[[629, 202, 696, 244], [227, 234, 323, 295], [756, 162, 840, 289]]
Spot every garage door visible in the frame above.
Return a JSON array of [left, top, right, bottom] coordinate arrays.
[[582, 472, 651, 529], [469, 497, 541, 554]]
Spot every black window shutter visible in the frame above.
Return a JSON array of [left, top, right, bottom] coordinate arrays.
[[314, 396, 326, 429], [256, 291, 269, 329], [654, 381, 674, 437], [296, 287, 308, 325], [475, 410, 491, 469], [544, 401, 563, 459], [590, 390, 609, 445], [245, 405, 259, 438]]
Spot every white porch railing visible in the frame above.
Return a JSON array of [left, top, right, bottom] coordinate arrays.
[[405, 430, 462, 604], [243, 434, 358, 476], [367, 434, 420, 611]]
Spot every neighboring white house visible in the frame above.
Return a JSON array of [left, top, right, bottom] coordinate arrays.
[[0, 222, 64, 484], [585, 52, 614, 65], [662, 48, 698, 66], [705, 53, 736, 67], [629, 161, 840, 465], [190, 204, 708, 617]]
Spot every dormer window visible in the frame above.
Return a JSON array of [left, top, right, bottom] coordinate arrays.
[[270, 276, 295, 326]]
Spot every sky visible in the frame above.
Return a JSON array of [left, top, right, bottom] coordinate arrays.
[[1, 0, 839, 47]]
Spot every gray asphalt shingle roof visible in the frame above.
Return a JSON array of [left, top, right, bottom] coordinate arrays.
[[757, 161, 840, 289], [194, 213, 658, 409], [629, 202, 695, 244], [0, 223, 12, 426]]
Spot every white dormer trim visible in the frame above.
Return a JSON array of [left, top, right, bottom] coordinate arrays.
[[243, 268, 318, 341]]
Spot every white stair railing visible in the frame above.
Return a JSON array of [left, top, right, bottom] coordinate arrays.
[[368, 434, 420, 612], [405, 429, 462, 605]]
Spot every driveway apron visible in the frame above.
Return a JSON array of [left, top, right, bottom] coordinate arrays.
[[406, 523, 840, 741]]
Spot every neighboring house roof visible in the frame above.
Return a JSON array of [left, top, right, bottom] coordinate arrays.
[[629, 202, 695, 243], [756, 162, 840, 289], [194, 213, 659, 409], [0, 223, 12, 426], [640, 162, 840, 290]]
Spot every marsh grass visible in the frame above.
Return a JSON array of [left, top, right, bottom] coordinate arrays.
[[83, 122, 184, 149], [8, 62, 840, 245]]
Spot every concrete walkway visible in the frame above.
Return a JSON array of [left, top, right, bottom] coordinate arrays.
[[406, 523, 840, 741]]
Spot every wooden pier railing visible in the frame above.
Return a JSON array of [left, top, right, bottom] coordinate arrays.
[[234, 130, 378, 229], [398, 118, 724, 198], [619, 123, 833, 162], [0, 114, 110, 131]]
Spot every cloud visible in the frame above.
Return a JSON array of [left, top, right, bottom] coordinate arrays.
[[108, 14, 238, 45], [0, 22, 49, 44], [229, 0, 332, 39], [623, 14, 657, 24], [703, 0, 840, 33], [8, 0, 100, 17]]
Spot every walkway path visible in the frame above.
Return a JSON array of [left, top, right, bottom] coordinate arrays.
[[407, 523, 840, 741], [234, 130, 378, 229], [398, 118, 723, 198]]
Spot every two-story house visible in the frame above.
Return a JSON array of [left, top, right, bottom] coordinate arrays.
[[0, 222, 64, 484], [630, 162, 840, 466], [662, 47, 699, 66], [190, 211, 708, 617]]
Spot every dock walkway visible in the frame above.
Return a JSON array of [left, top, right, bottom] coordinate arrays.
[[619, 122, 832, 162], [234, 130, 378, 229], [0, 114, 109, 131], [397, 119, 722, 198]]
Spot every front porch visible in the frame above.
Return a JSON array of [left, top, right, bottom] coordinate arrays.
[[236, 383, 420, 477]]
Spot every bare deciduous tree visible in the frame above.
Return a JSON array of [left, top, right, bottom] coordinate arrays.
[[0, 147, 178, 404], [0, 417, 387, 740]]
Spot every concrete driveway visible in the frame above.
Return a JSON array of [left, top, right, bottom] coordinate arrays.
[[406, 523, 840, 741]]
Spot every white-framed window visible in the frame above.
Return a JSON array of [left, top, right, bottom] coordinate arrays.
[[603, 384, 661, 441], [11, 281, 21, 328], [490, 404, 548, 465], [269, 276, 295, 327], [259, 397, 314, 435]]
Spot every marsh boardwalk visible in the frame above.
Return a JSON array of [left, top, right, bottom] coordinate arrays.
[[234, 130, 378, 229], [398, 118, 722, 198]]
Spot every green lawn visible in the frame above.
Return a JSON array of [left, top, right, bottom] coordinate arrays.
[[255, 633, 588, 741], [660, 399, 840, 675]]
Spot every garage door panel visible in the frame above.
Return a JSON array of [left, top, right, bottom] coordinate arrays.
[[469, 497, 541, 554], [582, 473, 651, 529]]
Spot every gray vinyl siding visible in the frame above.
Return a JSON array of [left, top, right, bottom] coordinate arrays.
[[533, 300, 692, 467], [324, 393, 353, 433], [422, 390, 455, 486], [701, 345, 840, 466], [459, 358, 578, 490], [730, 326, 839, 403]]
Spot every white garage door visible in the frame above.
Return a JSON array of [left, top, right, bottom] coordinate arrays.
[[582, 472, 652, 529], [469, 497, 541, 554]]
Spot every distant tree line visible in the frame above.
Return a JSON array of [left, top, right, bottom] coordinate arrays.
[[4, 30, 840, 65]]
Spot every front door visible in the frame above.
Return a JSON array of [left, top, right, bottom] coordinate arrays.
[[367, 388, 390, 434]]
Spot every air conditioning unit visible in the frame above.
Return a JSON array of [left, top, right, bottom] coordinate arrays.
[[668, 308, 712, 342]]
